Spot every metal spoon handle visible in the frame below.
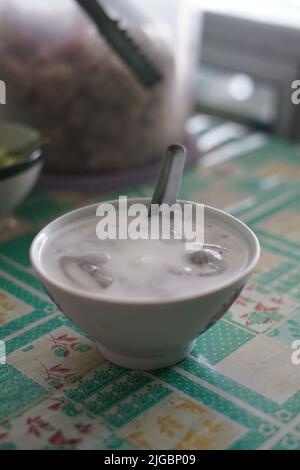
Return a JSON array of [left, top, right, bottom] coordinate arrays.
[[75, 0, 162, 88], [149, 144, 186, 214]]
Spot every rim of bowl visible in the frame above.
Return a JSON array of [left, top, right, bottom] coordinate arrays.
[[30, 198, 261, 306], [0, 121, 43, 180], [0, 149, 43, 180]]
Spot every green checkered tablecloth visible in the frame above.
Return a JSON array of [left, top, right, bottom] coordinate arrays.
[[1, 137, 300, 450]]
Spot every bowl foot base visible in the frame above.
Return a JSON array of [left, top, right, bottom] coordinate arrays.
[[95, 340, 196, 370]]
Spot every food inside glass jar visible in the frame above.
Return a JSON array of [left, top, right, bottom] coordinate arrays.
[[0, 0, 183, 173]]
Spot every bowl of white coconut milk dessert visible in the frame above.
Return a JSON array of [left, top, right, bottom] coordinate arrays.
[[30, 146, 260, 369]]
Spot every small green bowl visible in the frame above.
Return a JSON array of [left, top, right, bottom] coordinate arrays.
[[0, 120, 43, 179], [0, 120, 44, 217]]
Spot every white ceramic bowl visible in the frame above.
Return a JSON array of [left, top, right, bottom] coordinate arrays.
[[0, 121, 43, 219], [30, 198, 260, 370]]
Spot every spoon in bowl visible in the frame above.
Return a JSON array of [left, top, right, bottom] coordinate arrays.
[[149, 144, 187, 216]]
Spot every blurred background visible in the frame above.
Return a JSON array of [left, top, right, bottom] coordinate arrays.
[[1, 0, 300, 191], [197, 0, 300, 139]]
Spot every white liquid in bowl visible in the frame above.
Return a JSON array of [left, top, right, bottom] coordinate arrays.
[[42, 211, 250, 301]]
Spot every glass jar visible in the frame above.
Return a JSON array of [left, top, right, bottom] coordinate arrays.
[[0, 0, 200, 174]]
